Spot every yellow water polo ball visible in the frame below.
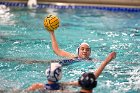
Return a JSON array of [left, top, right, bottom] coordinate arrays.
[[44, 15, 60, 31]]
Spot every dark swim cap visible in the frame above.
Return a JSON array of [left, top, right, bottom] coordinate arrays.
[[78, 72, 97, 90]]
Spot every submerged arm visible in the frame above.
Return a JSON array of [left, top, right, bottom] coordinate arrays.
[[61, 81, 79, 86], [26, 83, 45, 91]]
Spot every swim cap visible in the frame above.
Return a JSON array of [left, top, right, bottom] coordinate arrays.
[[80, 43, 90, 47], [45, 63, 62, 82], [78, 72, 97, 90]]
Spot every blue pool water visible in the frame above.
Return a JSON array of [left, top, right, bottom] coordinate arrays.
[[0, 6, 140, 93]]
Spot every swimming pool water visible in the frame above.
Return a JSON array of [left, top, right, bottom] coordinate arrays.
[[0, 6, 140, 93]]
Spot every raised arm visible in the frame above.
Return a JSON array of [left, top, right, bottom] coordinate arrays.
[[94, 52, 116, 79], [49, 31, 75, 58], [61, 52, 116, 87]]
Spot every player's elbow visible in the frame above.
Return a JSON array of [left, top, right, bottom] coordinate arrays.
[[53, 49, 62, 56]]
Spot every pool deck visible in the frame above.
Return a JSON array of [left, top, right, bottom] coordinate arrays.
[[1, 0, 140, 8]]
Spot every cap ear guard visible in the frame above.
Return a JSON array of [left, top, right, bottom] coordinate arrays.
[[76, 47, 80, 55], [78, 72, 97, 90]]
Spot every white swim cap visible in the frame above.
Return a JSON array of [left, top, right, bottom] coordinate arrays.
[[45, 63, 62, 82], [79, 42, 90, 47]]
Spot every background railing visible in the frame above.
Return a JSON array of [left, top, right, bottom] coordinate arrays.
[[1, 0, 140, 6]]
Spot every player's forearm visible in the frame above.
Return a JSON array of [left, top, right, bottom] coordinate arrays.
[[94, 60, 107, 79], [50, 32, 60, 54]]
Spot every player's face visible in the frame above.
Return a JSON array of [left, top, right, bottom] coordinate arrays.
[[78, 44, 91, 59]]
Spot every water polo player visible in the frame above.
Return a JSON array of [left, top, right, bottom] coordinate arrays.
[[49, 31, 93, 60], [27, 63, 64, 92], [44, 15, 92, 60]]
